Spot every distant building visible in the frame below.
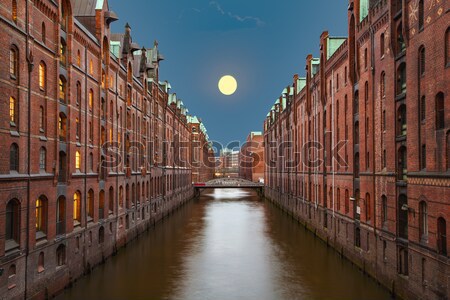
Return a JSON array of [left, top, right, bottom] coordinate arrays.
[[216, 148, 239, 178], [239, 132, 264, 183]]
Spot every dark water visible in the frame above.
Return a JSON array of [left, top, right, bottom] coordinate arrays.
[[58, 189, 392, 300]]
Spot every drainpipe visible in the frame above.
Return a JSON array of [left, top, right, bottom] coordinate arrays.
[[24, 0, 32, 298]]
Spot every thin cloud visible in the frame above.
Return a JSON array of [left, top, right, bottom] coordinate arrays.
[[209, 1, 265, 27]]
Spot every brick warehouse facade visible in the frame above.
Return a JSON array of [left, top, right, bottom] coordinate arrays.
[[263, 0, 449, 299], [0, 0, 214, 299], [239, 132, 265, 183]]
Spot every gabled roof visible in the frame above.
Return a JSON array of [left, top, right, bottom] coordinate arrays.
[[73, 0, 108, 17]]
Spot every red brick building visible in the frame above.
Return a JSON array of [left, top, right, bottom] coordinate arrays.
[[264, 1, 449, 299], [239, 132, 264, 183], [0, 0, 213, 298]]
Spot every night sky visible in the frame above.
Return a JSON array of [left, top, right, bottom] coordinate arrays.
[[108, 0, 348, 147]]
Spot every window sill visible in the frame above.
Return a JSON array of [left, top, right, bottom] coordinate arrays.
[[10, 130, 20, 137], [5, 240, 20, 254], [35, 231, 47, 242]]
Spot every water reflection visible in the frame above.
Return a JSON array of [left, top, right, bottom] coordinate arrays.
[[58, 189, 391, 300]]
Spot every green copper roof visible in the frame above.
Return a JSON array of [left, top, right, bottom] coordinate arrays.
[[360, 0, 369, 22], [297, 77, 306, 93], [311, 58, 320, 76], [327, 37, 346, 59], [110, 41, 121, 58]]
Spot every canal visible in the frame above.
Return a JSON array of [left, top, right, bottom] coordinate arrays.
[[57, 189, 392, 300]]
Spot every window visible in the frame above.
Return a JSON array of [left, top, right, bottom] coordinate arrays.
[[56, 196, 65, 235], [364, 48, 368, 70], [12, 0, 17, 23], [437, 217, 447, 255], [41, 22, 46, 44], [398, 146, 407, 181], [75, 118, 80, 139], [10, 47, 18, 78], [345, 190, 349, 214], [35, 197, 47, 235], [39, 147, 46, 170], [99, 191, 105, 219], [380, 33, 385, 57], [419, 201, 428, 241], [109, 187, 114, 215], [382, 195, 388, 227], [58, 152, 67, 183], [354, 121, 360, 144], [88, 152, 93, 172], [10, 143, 19, 171], [436, 92, 445, 129], [396, 23, 405, 55], [380, 72, 385, 98], [420, 96, 426, 122], [89, 59, 94, 75], [421, 144, 426, 169], [9, 96, 16, 124], [418, 0, 424, 30], [58, 113, 67, 142], [88, 189, 94, 221], [77, 50, 81, 67], [447, 131, 450, 170], [59, 76, 67, 103], [419, 46, 425, 76], [76, 81, 81, 105], [354, 91, 359, 115], [354, 152, 360, 178], [60, 0, 68, 30], [398, 194, 408, 239], [397, 104, 407, 136], [365, 193, 371, 221], [89, 122, 93, 143], [73, 192, 81, 224], [56, 245, 66, 266], [89, 89, 94, 109], [39, 106, 45, 132], [6, 199, 20, 245], [75, 151, 81, 170], [39, 62, 46, 90], [60, 39, 67, 67], [396, 63, 406, 95]]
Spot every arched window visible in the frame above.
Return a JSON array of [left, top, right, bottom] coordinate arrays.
[[119, 186, 124, 208], [10, 143, 19, 171], [87, 189, 94, 221], [381, 195, 388, 227], [436, 92, 445, 129], [10, 46, 18, 78], [39, 62, 46, 90], [41, 22, 46, 44], [75, 151, 81, 170], [59, 113, 67, 141], [56, 244, 66, 266], [89, 89, 94, 109], [9, 96, 17, 124], [60, 1, 68, 31], [102, 71, 106, 89], [56, 196, 65, 235], [397, 104, 407, 136], [5, 199, 20, 247], [60, 38, 67, 67], [380, 33, 385, 57], [89, 59, 94, 75], [437, 217, 447, 255], [12, 0, 17, 23], [73, 192, 81, 225], [419, 46, 425, 76], [59, 76, 67, 103], [109, 187, 114, 215], [102, 37, 109, 64], [418, 0, 424, 30], [39, 147, 46, 170], [419, 201, 428, 241], [396, 63, 406, 95], [35, 196, 47, 236], [99, 190, 105, 219]]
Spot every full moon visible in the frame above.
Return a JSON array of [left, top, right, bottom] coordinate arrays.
[[218, 75, 238, 96]]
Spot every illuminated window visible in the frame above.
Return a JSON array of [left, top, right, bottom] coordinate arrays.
[[39, 62, 46, 90], [58, 113, 67, 142], [73, 192, 81, 224], [75, 151, 81, 170], [89, 59, 94, 75], [10, 47, 17, 78], [89, 89, 94, 109], [12, 0, 17, 23], [77, 50, 81, 67], [60, 39, 67, 67], [59, 76, 67, 103], [9, 96, 16, 124], [35, 197, 47, 234], [75, 118, 80, 139], [39, 106, 44, 132]]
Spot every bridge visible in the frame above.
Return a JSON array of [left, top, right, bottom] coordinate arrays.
[[193, 178, 264, 195]]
